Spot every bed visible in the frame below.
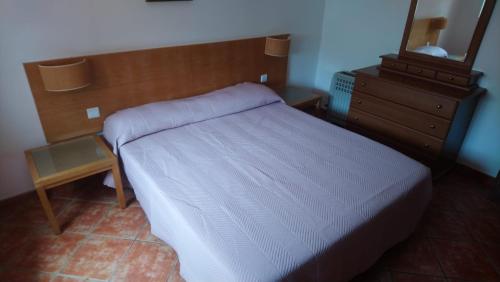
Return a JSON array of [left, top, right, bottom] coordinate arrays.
[[103, 83, 432, 282]]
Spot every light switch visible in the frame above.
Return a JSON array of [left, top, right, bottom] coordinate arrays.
[[86, 107, 100, 119], [260, 74, 268, 83]]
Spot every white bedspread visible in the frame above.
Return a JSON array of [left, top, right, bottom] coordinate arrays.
[[117, 102, 432, 282]]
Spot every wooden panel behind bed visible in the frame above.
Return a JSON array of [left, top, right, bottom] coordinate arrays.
[[24, 35, 289, 143]]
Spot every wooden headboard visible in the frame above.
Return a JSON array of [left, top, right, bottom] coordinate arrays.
[[407, 17, 448, 50], [24, 35, 289, 143]]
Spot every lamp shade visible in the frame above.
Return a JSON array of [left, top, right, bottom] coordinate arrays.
[[38, 59, 91, 92], [265, 36, 290, 57], [430, 17, 448, 30]]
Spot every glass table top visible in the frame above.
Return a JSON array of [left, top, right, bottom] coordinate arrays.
[[31, 136, 107, 178], [280, 86, 320, 106]]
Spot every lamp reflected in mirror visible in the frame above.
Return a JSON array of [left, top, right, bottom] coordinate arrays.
[[406, 0, 486, 62]]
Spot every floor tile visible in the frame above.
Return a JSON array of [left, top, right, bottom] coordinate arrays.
[[351, 264, 391, 282], [419, 210, 472, 241], [443, 168, 495, 194], [430, 174, 499, 215], [0, 164, 497, 282], [137, 222, 164, 244], [431, 239, 499, 282], [463, 212, 500, 246], [93, 206, 146, 239], [168, 261, 186, 282], [114, 241, 177, 282], [0, 269, 52, 282], [52, 275, 85, 282], [445, 279, 481, 282], [391, 272, 445, 282], [0, 226, 34, 265], [57, 201, 112, 233], [429, 189, 458, 212], [451, 191, 500, 215], [382, 236, 443, 276], [13, 198, 72, 227], [62, 236, 132, 280], [481, 243, 500, 273], [49, 183, 85, 199], [128, 197, 141, 207], [13, 232, 85, 272], [77, 184, 135, 205], [76, 185, 121, 204], [0, 198, 23, 221]]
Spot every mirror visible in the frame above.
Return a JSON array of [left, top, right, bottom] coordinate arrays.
[[405, 0, 486, 62]]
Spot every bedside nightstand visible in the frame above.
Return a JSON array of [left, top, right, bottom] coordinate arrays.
[[280, 86, 326, 119], [25, 135, 126, 234], [280, 86, 322, 110]]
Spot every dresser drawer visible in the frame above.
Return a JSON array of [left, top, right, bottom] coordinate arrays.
[[381, 59, 407, 72], [436, 72, 469, 86], [407, 65, 436, 79], [351, 92, 450, 139], [348, 108, 444, 155], [354, 74, 457, 119]]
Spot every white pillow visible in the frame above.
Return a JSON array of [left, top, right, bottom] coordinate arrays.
[[414, 45, 449, 58], [103, 82, 283, 154]]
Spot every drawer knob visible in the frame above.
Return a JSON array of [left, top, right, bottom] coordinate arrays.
[[417, 69, 423, 74], [448, 76, 455, 81], [429, 124, 436, 129], [436, 104, 443, 110], [356, 100, 363, 105], [424, 144, 430, 149], [354, 116, 359, 121], [361, 82, 367, 87]]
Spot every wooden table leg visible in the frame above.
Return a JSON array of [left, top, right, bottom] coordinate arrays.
[[112, 162, 126, 209], [36, 187, 61, 234]]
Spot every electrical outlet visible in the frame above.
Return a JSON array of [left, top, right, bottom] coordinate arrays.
[[86, 107, 100, 119], [260, 74, 268, 83]]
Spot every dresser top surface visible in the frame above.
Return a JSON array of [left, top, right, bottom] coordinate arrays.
[[380, 54, 484, 77], [355, 66, 485, 101]]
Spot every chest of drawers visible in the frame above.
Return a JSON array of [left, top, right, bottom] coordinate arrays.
[[347, 66, 484, 173]]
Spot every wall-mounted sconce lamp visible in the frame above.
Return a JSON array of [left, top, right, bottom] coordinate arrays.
[[265, 36, 291, 57], [430, 17, 448, 30], [38, 59, 91, 92]]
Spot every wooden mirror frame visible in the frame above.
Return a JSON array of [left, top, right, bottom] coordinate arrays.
[[399, 0, 496, 73]]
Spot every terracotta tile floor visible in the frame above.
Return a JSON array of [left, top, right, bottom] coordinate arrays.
[[0, 167, 498, 282]]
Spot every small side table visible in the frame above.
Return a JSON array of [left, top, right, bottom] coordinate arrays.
[[280, 86, 322, 110], [280, 86, 325, 117], [25, 135, 126, 234]]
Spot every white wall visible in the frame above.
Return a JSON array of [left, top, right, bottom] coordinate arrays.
[[314, 0, 411, 91], [439, 0, 484, 55], [414, 0, 453, 19], [315, 0, 500, 177], [1, 0, 498, 200], [0, 0, 326, 200], [458, 4, 500, 177]]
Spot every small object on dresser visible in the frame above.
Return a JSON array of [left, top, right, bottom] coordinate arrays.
[[24, 135, 126, 234]]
